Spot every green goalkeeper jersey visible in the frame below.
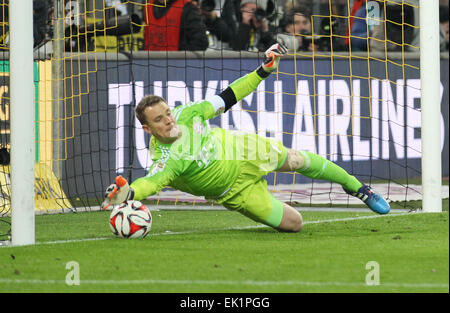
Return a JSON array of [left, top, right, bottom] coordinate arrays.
[[131, 100, 240, 200], [130, 69, 267, 201]]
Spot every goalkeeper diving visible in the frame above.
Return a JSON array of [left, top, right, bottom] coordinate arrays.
[[102, 43, 390, 232]]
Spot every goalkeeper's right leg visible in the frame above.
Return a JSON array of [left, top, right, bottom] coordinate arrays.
[[220, 178, 303, 232]]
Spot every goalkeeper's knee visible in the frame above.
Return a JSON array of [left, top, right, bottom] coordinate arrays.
[[277, 149, 305, 172], [276, 203, 303, 233]]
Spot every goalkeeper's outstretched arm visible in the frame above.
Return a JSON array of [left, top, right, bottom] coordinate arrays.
[[210, 43, 287, 115]]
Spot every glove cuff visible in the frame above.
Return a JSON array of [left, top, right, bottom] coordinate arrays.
[[256, 65, 271, 78]]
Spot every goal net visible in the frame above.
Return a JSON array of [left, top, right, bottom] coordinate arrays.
[[0, 0, 448, 239]]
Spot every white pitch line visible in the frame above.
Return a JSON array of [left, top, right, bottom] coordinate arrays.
[[0, 278, 447, 289], [0, 211, 423, 248]]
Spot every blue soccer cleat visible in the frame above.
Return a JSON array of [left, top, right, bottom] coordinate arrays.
[[344, 184, 390, 214]]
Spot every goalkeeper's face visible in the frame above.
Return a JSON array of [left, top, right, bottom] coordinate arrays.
[[141, 101, 181, 144]]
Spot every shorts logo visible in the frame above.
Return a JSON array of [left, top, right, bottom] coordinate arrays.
[[271, 144, 281, 154], [148, 161, 166, 177]]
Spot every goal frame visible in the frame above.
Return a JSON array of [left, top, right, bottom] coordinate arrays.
[[9, 0, 35, 246], [419, 0, 443, 212]]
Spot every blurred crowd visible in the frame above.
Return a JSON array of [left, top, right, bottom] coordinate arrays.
[[0, 0, 448, 52]]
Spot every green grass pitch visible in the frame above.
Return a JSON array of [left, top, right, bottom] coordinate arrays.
[[0, 208, 448, 293]]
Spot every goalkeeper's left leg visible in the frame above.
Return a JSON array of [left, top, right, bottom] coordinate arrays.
[[278, 149, 363, 192], [278, 149, 390, 214]]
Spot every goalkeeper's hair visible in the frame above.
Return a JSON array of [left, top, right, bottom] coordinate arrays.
[[135, 95, 167, 126]]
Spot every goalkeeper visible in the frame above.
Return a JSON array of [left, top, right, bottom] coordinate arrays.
[[102, 43, 390, 232]]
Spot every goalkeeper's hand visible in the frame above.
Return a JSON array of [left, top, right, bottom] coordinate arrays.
[[101, 175, 134, 210], [261, 43, 287, 73]]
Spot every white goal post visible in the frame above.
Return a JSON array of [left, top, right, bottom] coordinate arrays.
[[9, 0, 35, 246], [419, 0, 443, 212]]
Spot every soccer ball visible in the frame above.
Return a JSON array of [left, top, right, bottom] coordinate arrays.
[[109, 200, 152, 238]]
